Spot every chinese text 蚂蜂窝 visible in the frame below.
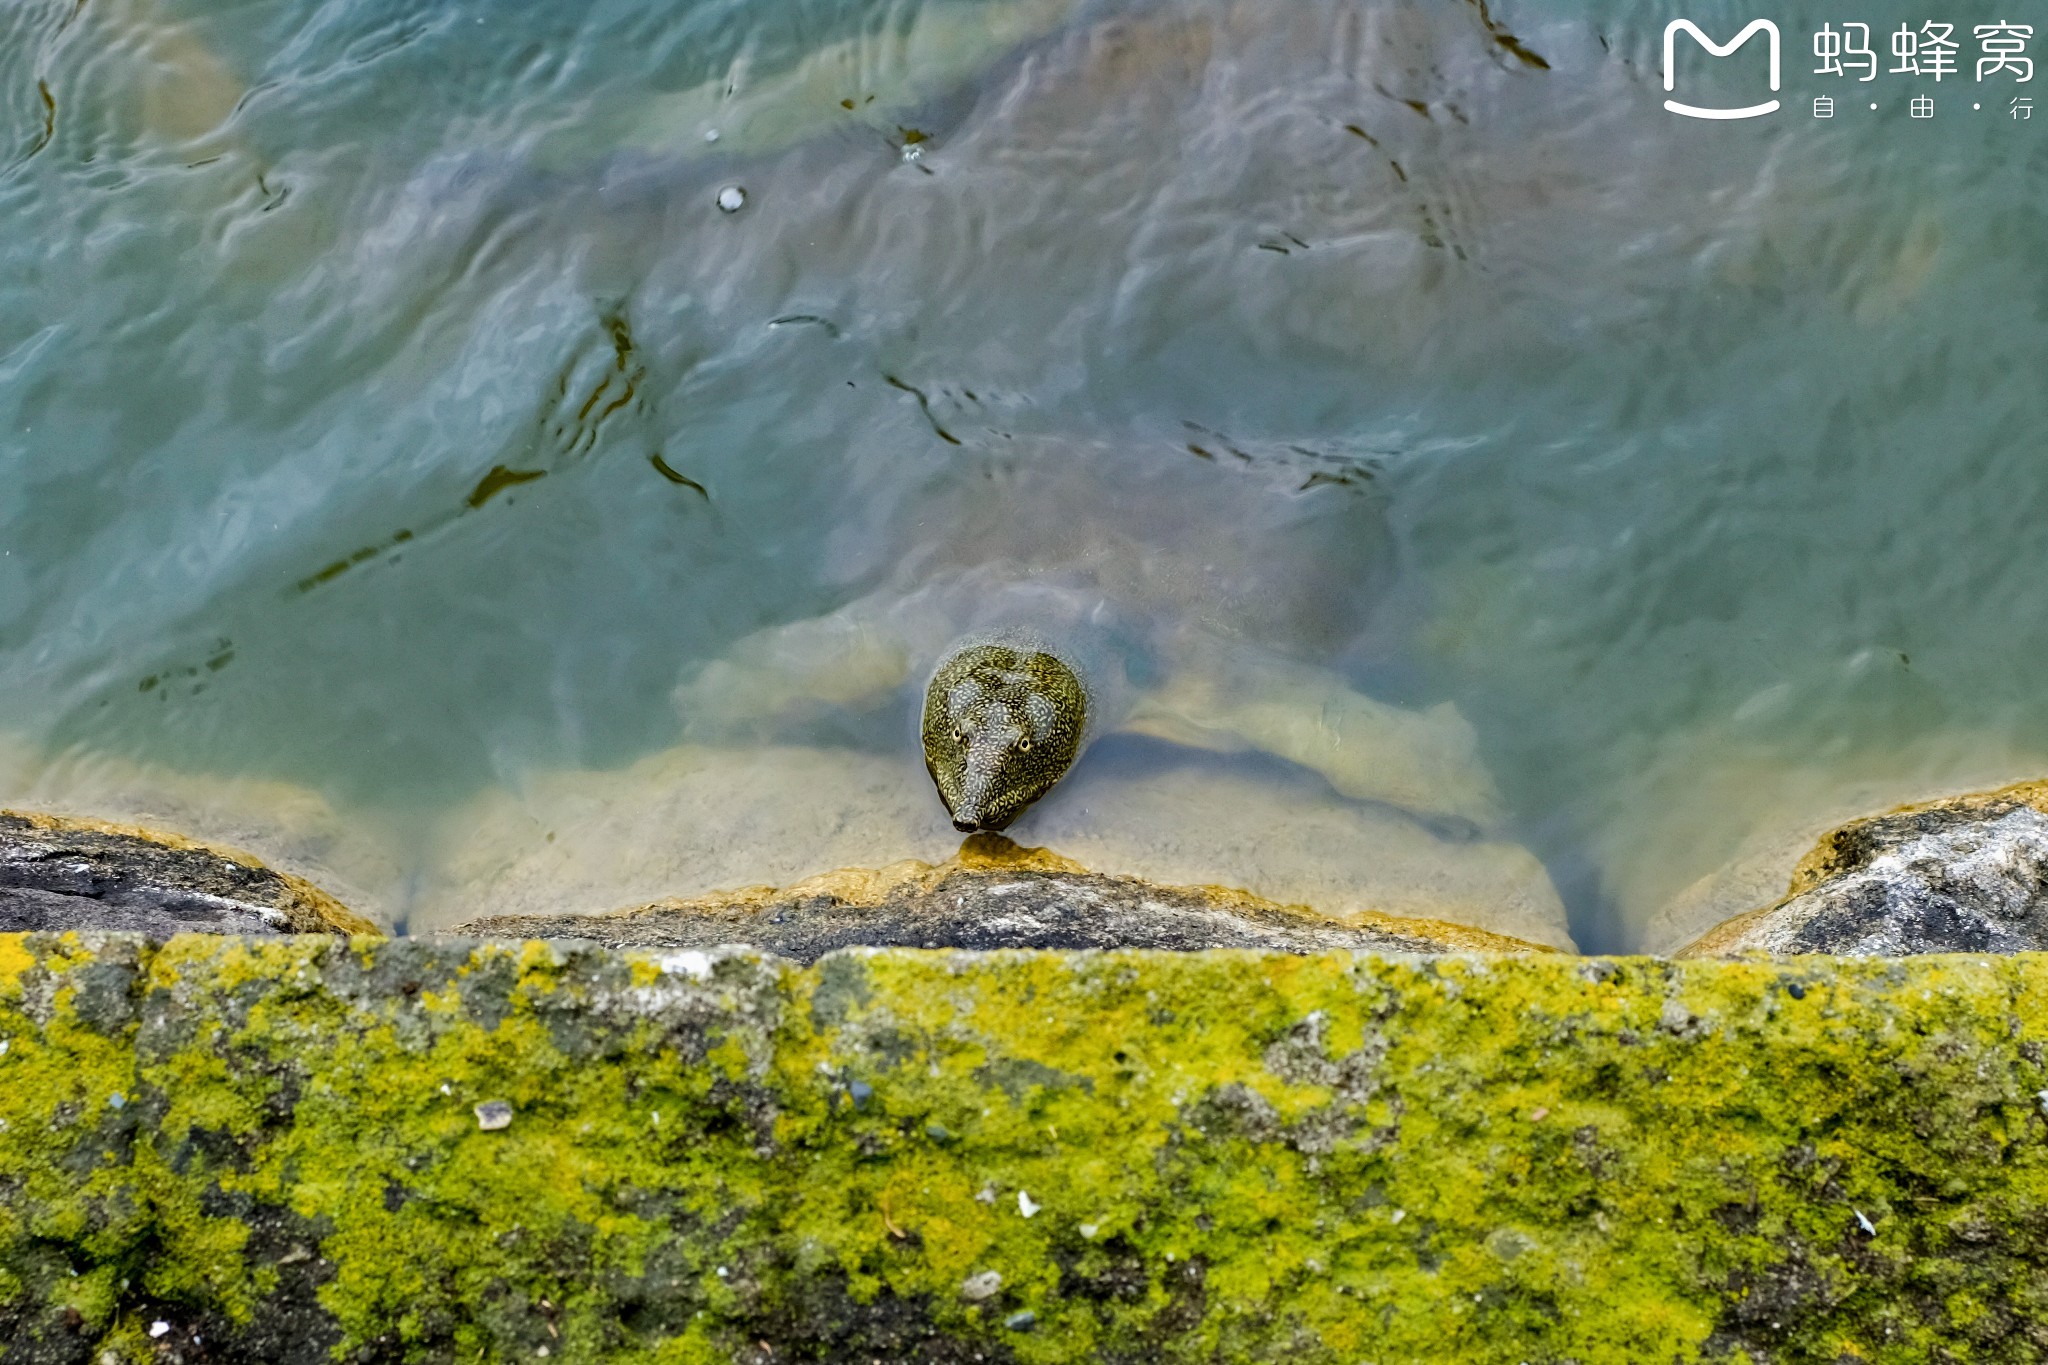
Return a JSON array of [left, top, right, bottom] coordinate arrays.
[[1813, 22, 2032, 81]]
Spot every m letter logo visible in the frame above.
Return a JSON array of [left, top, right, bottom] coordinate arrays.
[[1663, 19, 1782, 119]]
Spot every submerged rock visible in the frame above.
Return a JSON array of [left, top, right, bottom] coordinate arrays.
[[0, 810, 376, 937], [423, 740, 1574, 948], [453, 834, 1549, 959], [1680, 781, 2048, 956]]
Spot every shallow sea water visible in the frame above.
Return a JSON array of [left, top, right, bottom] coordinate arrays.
[[3, 0, 2046, 949]]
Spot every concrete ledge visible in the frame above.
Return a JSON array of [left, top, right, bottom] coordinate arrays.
[[2, 934, 2046, 1362]]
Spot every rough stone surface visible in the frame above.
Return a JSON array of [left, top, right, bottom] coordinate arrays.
[[1683, 781, 2048, 956], [454, 836, 1548, 958], [5, 932, 2048, 1362], [0, 810, 377, 938]]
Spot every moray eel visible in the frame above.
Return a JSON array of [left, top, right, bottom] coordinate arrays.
[[922, 641, 1088, 831]]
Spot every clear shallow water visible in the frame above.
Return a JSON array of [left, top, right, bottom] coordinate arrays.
[[2, 0, 2046, 948]]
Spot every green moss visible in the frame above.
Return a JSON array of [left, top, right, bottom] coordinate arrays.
[[3, 935, 2048, 1361]]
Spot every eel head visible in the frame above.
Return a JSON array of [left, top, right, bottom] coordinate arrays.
[[922, 643, 1086, 831]]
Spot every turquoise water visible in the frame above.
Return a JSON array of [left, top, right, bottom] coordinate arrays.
[[3, 0, 2046, 948]]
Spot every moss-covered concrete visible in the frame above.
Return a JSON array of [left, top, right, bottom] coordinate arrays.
[[3, 933, 2047, 1362]]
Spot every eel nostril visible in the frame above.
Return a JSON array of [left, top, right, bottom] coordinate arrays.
[[952, 818, 978, 833]]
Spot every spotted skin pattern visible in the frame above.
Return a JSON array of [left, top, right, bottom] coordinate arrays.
[[922, 643, 1087, 831]]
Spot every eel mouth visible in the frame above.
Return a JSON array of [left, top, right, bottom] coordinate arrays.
[[948, 797, 1011, 834]]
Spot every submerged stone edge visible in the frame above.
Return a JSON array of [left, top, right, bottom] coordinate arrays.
[[1, 934, 2045, 1363]]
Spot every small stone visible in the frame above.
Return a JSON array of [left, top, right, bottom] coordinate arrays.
[[1078, 1222, 1098, 1239], [703, 128, 720, 142], [960, 1270, 1002, 1301], [1485, 1227, 1536, 1263], [1016, 1190, 1040, 1218], [848, 1079, 873, 1109], [474, 1100, 513, 1131], [1855, 1209, 1877, 1236], [975, 1182, 997, 1204], [149, 1321, 170, 1338], [1003, 1311, 1037, 1331], [716, 186, 746, 212]]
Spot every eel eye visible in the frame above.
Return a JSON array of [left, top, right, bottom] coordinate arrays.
[[1017, 738, 1032, 753], [954, 727, 969, 744]]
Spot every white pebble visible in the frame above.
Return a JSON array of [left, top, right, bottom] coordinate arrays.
[[716, 186, 746, 212], [960, 1270, 1002, 1301], [474, 1100, 513, 1132], [149, 1322, 170, 1338], [703, 128, 720, 142], [1078, 1223, 1098, 1240], [1016, 1190, 1040, 1218]]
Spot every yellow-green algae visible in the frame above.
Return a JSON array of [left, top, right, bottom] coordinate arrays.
[[2, 933, 2047, 1362]]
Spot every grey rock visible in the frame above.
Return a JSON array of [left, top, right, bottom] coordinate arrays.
[[0, 810, 375, 937], [1682, 791, 2048, 956], [0, 880, 290, 937], [452, 838, 1548, 961]]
